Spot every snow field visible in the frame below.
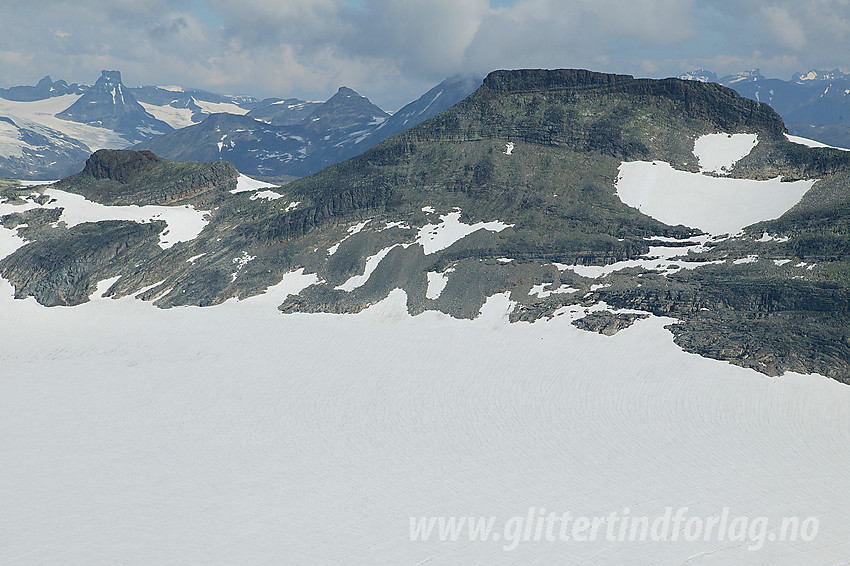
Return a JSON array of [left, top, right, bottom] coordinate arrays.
[[616, 161, 815, 234], [1, 278, 850, 564], [416, 210, 512, 255], [0, 94, 130, 150]]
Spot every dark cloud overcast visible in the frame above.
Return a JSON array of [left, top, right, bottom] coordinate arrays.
[[1, 0, 849, 110]]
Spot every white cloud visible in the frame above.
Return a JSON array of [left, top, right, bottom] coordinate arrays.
[[1, 0, 850, 110], [760, 5, 807, 51]]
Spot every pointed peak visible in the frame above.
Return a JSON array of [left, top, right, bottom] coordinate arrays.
[[36, 75, 53, 87]]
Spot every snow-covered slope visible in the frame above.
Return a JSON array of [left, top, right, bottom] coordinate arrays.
[[1, 276, 849, 564], [0, 94, 130, 152]]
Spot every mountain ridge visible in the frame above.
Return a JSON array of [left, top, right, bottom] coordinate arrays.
[[2, 68, 849, 380]]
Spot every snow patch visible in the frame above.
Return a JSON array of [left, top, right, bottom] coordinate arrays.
[[529, 283, 579, 298], [138, 102, 195, 130], [616, 161, 815, 234], [733, 254, 758, 265], [230, 251, 256, 281], [425, 269, 453, 300], [693, 133, 758, 174], [231, 174, 277, 194], [1, 188, 208, 249], [554, 236, 721, 278], [327, 219, 371, 255], [416, 210, 513, 255], [249, 190, 284, 201], [785, 133, 850, 151], [335, 244, 400, 292]]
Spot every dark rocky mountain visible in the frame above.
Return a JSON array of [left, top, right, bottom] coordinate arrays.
[[53, 148, 238, 206], [136, 112, 311, 177], [134, 86, 391, 178], [247, 98, 324, 126], [0, 75, 86, 101], [56, 71, 173, 142], [681, 68, 850, 148], [3, 68, 849, 381], [136, 78, 479, 179], [359, 74, 482, 147]]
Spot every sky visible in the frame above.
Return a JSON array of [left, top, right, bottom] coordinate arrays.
[[1, 0, 850, 110]]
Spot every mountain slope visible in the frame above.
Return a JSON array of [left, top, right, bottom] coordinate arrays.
[[56, 71, 172, 143], [681, 68, 850, 148], [2, 68, 849, 380], [137, 78, 481, 179]]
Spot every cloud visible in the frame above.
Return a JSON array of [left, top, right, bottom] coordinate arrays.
[[760, 5, 807, 51], [1, 0, 850, 110]]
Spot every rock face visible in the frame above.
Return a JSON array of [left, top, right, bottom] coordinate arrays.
[[572, 311, 649, 335], [81, 148, 163, 182], [56, 71, 172, 142], [3, 69, 850, 382], [54, 148, 238, 206]]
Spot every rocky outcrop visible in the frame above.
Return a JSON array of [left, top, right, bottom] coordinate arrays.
[[55, 149, 238, 206]]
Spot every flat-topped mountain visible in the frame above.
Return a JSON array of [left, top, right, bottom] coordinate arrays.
[[2, 68, 849, 380], [54, 148, 238, 206]]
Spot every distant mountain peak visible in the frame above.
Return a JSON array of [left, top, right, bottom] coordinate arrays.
[[678, 69, 717, 83], [99, 70, 123, 83], [792, 69, 850, 83], [720, 69, 764, 84], [0, 75, 84, 102], [55, 69, 171, 143], [303, 85, 389, 133]]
